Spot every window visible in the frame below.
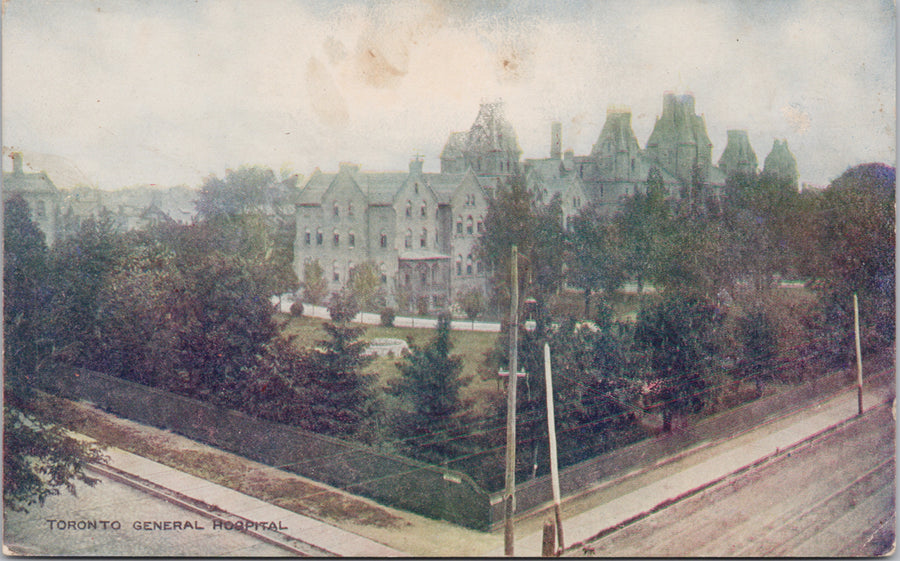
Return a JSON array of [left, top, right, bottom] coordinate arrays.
[[333, 261, 340, 282], [305, 230, 311, 245], [476, 220, 483, 233], [466, 216, 474, 235], [405, 229, 412, 249], [414, 182, 419, 194], [476, 260, 483, 274], [456, 255, 463, 276], [380, 232, 387, 248], [404, 273, 410, 285], [420, 203, 427, 217], [420, 228, 427, 248], [333, 231, 340, 247], [380, 262, 387, 284], [420, 270, 428, 284], [406, 201, 412, 217], [349, 233, 355, 248], [36, 200, 46, 219], [466, 255, 473, 275], [333, 203, 340, 217], [348, 202, 354, 217], [316, 228, 323, 245], [432, 264, 439, 283], [456, 217, 463, 234]]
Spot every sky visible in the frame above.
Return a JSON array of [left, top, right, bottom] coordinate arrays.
[[2, 0, 896, 190]]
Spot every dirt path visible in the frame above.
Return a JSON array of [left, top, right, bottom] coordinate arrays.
[[29, 394, 500, 557]]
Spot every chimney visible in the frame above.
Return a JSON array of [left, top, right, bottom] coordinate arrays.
[[550, 122, 562, 159], [12, 152, 23, 175]]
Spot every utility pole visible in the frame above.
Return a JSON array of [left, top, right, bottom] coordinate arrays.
[[853, 293, 864, 415], [544, 342, 564, 554], [504, 245, 519, 556]]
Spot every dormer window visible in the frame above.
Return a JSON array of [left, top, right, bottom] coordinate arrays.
[[333, 203, 340, 218]]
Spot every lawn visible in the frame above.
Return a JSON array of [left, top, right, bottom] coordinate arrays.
[[275, 314, 503, 413]]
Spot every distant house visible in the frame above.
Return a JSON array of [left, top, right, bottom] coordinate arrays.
[[2, 152, 62, 244]]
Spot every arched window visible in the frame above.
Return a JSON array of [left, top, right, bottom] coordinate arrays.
[[380, 232, 388, 248], [419, 265, 428, 284], [476, 218, 483, 233], [456, 216, 463, 234], [332, 260, 340, 282], [466, 216, 474, 235], [466, 254, 473, 275], [405, 229, 412, 249], [316, 228, 323, 245], [456, 255, 463, 276], [420, 228, 427, 248], [380, 262, 387, 284], [420, 202, 427, 217]]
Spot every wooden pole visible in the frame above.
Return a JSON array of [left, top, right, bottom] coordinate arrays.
[[541, 521, 556, 557], [853, 293, 864, 415], [544, 342, 564, 554], [504, 245, 519, 556]]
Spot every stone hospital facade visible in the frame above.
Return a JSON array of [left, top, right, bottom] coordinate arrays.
[[293, 93, 799, 313]]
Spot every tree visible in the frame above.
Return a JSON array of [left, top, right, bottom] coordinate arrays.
[[568, 202, 626, 315], [3, 196, 105, 512], [195, 166, 298, 296], [347, 261, 384, 311], [390, 314, 471, 462], [617, 167, 671, 293], [175, 253, 277, 405], [4, 196, 51, 391], [817, 163, 895, 356], [305, 318, 377, 440], [47, 211, 125, 366], [738, 305, 777, 396], [634, 294, 724, 431], [302, 259, 328, 305]]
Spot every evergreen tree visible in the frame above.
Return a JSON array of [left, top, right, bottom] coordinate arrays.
[[3, 196, 105, 512], [391, 314, 470, 461]]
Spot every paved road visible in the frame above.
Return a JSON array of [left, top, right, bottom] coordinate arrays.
[[3, 472, 289, 557], [576, 402, 895, 557]]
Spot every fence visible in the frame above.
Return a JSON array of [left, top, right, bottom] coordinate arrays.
[[36, 365, 494, 530], [271, 296, 501, 332]]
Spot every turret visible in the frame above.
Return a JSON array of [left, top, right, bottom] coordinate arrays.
[[718, 130, 758, 176], [763, 139, 799, 188]]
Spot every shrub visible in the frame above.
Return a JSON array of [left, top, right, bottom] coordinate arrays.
[[458, 288, 485, 320], [289, 300, 304, 317], [327, 290, 359, 323], [380, 307, 396, 327]]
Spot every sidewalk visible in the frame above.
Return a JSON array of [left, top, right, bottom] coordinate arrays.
[[85, 445, 407, 557], [484, 379, 895, 556]]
